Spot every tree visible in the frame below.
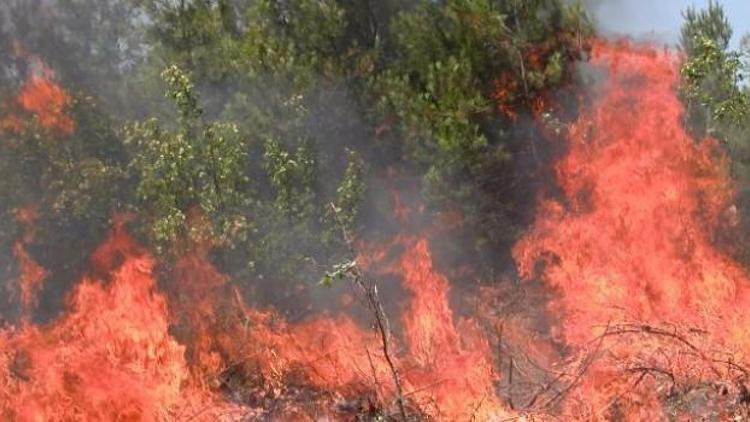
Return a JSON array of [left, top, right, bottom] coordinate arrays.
[[0, 92, 129, 321], [371, 0, 591, 260], [680, 1, 748, 140], [679, 1, 750, 263], [126, 65, 249, 253], [0, 0, 593, 316]]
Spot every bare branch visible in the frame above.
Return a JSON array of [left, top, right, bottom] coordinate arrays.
[[328, 203, 408, 420]]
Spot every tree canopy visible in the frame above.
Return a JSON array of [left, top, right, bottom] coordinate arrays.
[[0, 0, 620, 319]]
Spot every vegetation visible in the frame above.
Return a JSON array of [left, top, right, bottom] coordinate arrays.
[[1, 0, 747, 326], [0, 0, 593, 316], [679, 0, 750, 262], [2, 0, 750, 419]]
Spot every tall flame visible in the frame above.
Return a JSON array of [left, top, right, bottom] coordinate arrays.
[[8, 39, 750, 420], [0, 224, 235, 421], [397, 238, 503, 419], [514, 40, 750, 417], [238, 235, 508, 419]]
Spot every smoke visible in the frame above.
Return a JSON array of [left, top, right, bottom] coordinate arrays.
[[5, 0, 750, 419], [588, 1, 685, 45], [588, 0, 750, 48]]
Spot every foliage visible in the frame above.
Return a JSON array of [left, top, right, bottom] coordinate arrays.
[[320, 259, 356, 287], [371, 0, 591, 251], [681, 36, 749, 133], [0, 0, 593, 313], [0, 93, 129, 318], [680, 2, 749, 139], [681, 1, 733, 56], [328, 149, 366, 238], [125, 65, 249, 251], [679, 1, 750, 263], [263, 137, 317, 219]]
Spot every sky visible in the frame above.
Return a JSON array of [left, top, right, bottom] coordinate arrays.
[[590, 0, 750, 49]]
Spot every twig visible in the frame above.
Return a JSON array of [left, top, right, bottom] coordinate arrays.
[[329, 203, 408, 420], [508, 356, 515, 409], [598, 322, 722, 378], [523, 369, 568, 409], [626, 365, 676, 385], [542, 322, 610, 409], [403, 379, 447, 398], [468, 396, 487, 422], [366, 347, 383, 400]]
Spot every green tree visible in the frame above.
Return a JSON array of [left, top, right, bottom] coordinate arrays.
[[126, 0, 592, 278], [125, 65, 249, 252], [0, 0, 593, 315], [680, 1, 750, 263], [372, 0, 591, 255], [680, 1, 748, 140], [0, 95, 129, 321]]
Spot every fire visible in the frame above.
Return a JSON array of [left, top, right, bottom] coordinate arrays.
[[396, 238, 504, 419], [0, 59, 74, 136], [238, 235, 508, 419], [0, 223, 234, 421], [514, 40, 750, 417], [8, 36, 750, 420], [11, 205, 47, 321], [0, 213, 509, 419], [492, 72, 519, 120]]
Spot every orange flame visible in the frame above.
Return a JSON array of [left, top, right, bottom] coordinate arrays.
[[514, 40, 750, 417], [0, 213, 511, 419], [397, 238, 504, 419], [492, 72, 519, 120], [0, 59, 74, 136], [236, 235, 508, 419], [11, 38, 750, 420], [11, 205, 47, 321], [0, 224, 236, 421]]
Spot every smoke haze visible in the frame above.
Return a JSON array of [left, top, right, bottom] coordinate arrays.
[[590, 0, 750, 47]]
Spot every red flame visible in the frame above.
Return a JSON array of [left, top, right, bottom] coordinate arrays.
[[8, 39, 750, 420], [492, 72, 519, 120], [0, 214, 510, 419], [396, 238, 503, 418], [237, 234, 507, 419], [0, 224, 237, 421], [514, 40, 750, 417], [0, 59, 74, 136], [10, 205, 47, 321]]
